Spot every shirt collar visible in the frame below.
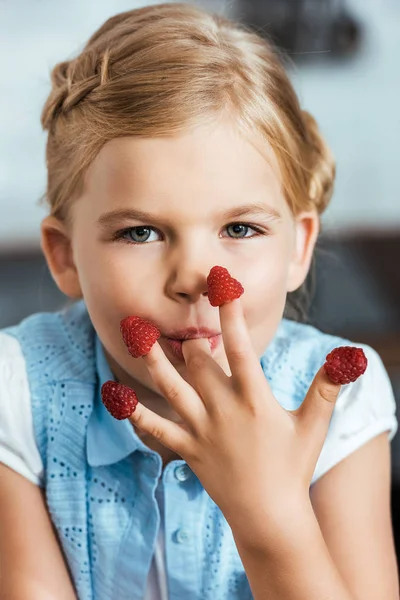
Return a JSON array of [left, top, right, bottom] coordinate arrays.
[[86, 335, 144, 467], [86, 319, 287, 467]]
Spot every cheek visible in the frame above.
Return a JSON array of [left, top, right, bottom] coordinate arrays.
[[242, 253, 291, 356], [75, 241, 150, 307], [244, 245, 291, 302], [248, 268, 287, 326], [73, 246, 152, 351]]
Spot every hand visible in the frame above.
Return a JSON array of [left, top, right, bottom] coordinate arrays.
[[123, 296, 343, 538]]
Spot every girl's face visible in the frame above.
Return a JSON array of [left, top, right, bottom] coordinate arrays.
[[42, 117, 318, 407]]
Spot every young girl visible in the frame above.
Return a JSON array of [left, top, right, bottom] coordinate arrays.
[[0, 3, 398, 599]]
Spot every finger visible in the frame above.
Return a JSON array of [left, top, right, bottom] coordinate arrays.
[[180, 336, 230, 412], [142, 340, 206, 426], [128, 401, 193, 457], [297, 365, 342, 459], [219, 296, 274, 402]]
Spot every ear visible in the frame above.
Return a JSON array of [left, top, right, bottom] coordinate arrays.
[[287, 210, 320, 293], [40, 216, 83, 299]]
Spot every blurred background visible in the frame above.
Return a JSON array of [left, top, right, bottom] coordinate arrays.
[[1, 0, 400, 570]]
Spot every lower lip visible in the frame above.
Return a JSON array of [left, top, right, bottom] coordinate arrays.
[[165, 334, 222, 360]]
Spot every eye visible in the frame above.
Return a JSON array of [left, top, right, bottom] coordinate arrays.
[[225, 223, 265, 239], [113, 222, 267, 244], [117, 226, 160, 244]]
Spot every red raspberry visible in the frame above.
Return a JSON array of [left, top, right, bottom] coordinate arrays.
[[324, 346, 368, 384], [206, 266, 244, 307], [120, 316, 161, 358], [101, 380, 138, 420]]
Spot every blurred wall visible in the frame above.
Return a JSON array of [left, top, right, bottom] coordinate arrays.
[[0, 0, 400, 252]]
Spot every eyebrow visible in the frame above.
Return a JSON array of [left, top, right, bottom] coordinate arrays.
[[97, 203, 282, 228]]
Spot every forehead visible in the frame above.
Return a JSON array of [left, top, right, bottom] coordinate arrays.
[[81, 118, 289, 219]]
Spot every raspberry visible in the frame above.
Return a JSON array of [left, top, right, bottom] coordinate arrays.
[[101, 380, 138, 420], [324, 346, 368, 384], [206, 266, 244, 307], [120, 316, 161, 358]]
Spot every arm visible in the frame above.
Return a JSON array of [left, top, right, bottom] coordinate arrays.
[[310, 431, 399, 599], [232, 432, 399, 600], [234, 500, 355, 600], [0, 463, 77, 600]]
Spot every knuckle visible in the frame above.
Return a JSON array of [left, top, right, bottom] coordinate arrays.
[[163, 383, 180, 404], [149, 425, 163, 441], [245, 399, 266, 419], [317, 383, 339, 404], [208, 402, 227, 422], [132, 408, 144, 428], [229, 347, 248, 363], [145, 353, 159, 370]]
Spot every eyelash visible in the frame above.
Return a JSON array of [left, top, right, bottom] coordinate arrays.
[[112, 222, 268, 245]]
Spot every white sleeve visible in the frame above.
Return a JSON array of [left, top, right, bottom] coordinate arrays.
[[0, 332, 44, 487], [311, 344, 398, 485]]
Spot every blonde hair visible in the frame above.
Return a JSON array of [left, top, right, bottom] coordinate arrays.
[[40, 2, 336, 320]]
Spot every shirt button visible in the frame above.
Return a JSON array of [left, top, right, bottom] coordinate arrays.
[[174, 464, 191, 482], [175, 528, 190, 544]]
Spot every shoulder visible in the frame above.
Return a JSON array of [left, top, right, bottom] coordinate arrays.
[[0, 329, 26, 363], [264, 321, 397, 429], [325, 342, 397, 441], [0, 301, 98, 484], [274, 318, 394, 395], [273, 318, 346, 357], [0, 332, 44, 486], [311, 342, 398, 484], [263, 320, 398, 484], [0, 331, 28, 382], [269, 321, 398, 484], [2, 300, 96, 384]]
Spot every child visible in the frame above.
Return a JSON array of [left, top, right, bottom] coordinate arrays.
[[0, 3, 398, 599]]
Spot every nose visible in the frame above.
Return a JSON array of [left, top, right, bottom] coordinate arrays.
[[168, 271, 211, 302], [164, 244, 217, 302]]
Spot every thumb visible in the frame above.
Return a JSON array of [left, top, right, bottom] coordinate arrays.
[[297, 365, 342, 455]]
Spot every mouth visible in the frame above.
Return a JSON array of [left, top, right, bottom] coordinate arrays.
[[162, 326, 221, 340], [163, 334, 222, 360]]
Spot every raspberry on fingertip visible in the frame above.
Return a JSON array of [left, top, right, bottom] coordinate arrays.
[[324, 346, 368, 385], [120, 316, 161, 358], [206, 266, 244, 307], [101, 380, 138, 420]]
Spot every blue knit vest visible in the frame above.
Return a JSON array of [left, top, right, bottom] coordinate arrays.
[[3, 300, 346, 599]]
